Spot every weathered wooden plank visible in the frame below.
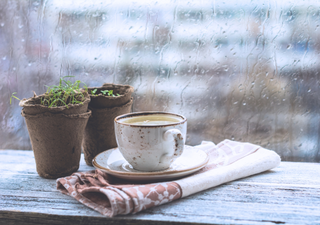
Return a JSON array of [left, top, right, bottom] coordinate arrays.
[[0, 150, 93, 169], [1, 178, 319, 224], [2, 186, 319, 209], [0, 150, 320, 225], [1, 210, 239, 225], [237, 163, 320, 186], [1, 179, 319, 205], [1, 165, 319, 193], [1, 199, 319, 225], [0, 211, 292, 225], [1, 161, 319, 187], [0, 149, 33, 155], [2, 191, 319, 220], [1, 150, 319, 184], [2, 182, 319, 211]]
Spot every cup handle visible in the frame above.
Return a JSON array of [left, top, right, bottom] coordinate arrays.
[[160, 129, 184, 164]]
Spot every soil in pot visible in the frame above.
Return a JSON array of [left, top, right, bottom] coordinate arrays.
[[20, 89, 90, 115]]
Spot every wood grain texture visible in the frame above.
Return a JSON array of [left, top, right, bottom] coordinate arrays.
[[0, 150, 319, 225]]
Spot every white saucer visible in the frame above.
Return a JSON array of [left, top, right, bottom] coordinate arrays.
[[92, 145, 209, 182]]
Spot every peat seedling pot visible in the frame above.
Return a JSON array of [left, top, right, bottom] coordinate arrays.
[[19, 78, 92, 179], [83, 83, 134, 166]]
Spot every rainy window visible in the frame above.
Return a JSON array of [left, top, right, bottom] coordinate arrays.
[[1, 0, 319, 162]]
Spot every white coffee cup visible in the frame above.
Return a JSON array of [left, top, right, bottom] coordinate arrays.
[[114, 111, 187, 171]]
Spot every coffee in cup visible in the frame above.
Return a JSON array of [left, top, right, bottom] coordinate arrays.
[[114, 112, 187, 171]]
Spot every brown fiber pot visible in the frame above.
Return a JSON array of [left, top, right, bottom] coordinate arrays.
[[83, 83, 134, 166], [20, 93, 91, 179]]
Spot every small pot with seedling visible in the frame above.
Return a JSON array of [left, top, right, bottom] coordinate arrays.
[[12, 76, 91, 179], [83, 83, 134, 166]]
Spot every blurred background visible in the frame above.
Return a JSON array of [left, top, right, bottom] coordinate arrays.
[[1, 0, 320, 162]]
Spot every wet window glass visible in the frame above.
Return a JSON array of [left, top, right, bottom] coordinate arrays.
[[1, 0, 319, 162]]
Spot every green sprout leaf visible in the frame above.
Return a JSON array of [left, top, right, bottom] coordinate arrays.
[[100, 90, 108, 95], [91, 89, 98, 96], [40, 76, 87, 108], [10, 92, 20, 104], [100, 89, 119, 96]]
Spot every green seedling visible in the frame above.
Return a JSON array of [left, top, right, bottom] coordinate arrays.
[[9, 77, 91, 108], [10, 92, 20, 104], [91, 89, 98, 96], [91, 89, 120, 97], [101, 90, 114, 96], [41, 76, 88, 108]]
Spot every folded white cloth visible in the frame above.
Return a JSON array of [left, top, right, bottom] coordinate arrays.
[[176, 140, 281, 197]]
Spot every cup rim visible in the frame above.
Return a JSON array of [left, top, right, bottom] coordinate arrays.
[[114, 111, 187, 127]]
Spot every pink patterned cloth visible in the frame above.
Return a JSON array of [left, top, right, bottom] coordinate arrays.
[[56, 139, 280, 217], [56, 170, 181, 217]]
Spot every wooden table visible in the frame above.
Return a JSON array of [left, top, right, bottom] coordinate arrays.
[[0, 150, 319, 225]]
